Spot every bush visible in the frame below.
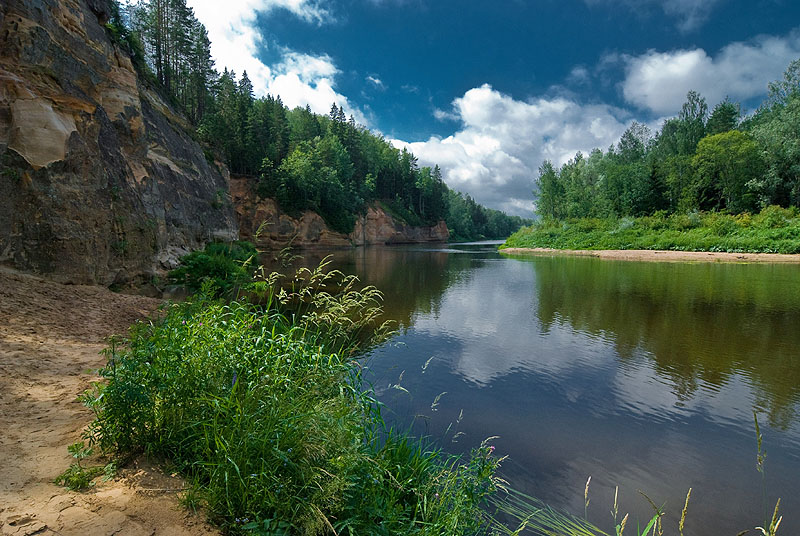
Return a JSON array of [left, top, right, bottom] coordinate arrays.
[[167, 241, 258, 297], [753, 205, 797, 229], [82, 263, 503, 535], [503, 206, 800, 254]]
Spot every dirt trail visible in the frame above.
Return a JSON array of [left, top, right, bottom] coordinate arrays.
[[0, 268, 218, 536]]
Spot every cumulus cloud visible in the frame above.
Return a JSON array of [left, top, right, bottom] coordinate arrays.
[[392, 85, 630, 216], [621, 31, 800, 114], [656, 0, 723, 31], [186, 0, 365, 122], [567, 66, 590, 85]]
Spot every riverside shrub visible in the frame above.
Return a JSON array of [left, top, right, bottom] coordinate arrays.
[[502, 206, 800, 254], [82, 267, 503, 535]]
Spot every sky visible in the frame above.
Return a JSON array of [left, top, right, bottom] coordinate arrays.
[[186, 0, 800, 216]]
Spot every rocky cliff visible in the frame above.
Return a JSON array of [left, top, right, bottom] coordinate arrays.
[[0, 0, 448, 287], [0, 0, 237, 286], [231, 177, 449, 249]]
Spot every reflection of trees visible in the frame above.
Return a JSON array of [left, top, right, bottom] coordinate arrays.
[[260, 246, 476, 330], [532, 256, 800, 429]]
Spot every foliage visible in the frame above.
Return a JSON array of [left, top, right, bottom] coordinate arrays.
[[533, 59, 800, 224], [691, 130, 763, 213], [54, 441, 106, 491], [122, 0, 215, 123], [112, 1, 524, 241], [167, 241, 258, 297], [503, 206, 800, 254], [82, 261, 504, 534], [445, 189, 532, 241]]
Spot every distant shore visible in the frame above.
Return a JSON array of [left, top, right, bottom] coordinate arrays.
[[499, 247, 800, 263]]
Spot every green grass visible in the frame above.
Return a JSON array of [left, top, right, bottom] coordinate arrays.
[[502, 206, 800, 254], [80, 261, 504, 535], [76, 249, 787, 535]]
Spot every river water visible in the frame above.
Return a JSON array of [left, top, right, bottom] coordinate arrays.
[[268, 242, 800, 535]]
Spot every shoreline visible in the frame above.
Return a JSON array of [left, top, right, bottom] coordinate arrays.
[[499, 247, 800, 263]]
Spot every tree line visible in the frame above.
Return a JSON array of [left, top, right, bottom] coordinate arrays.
[[108, 0, 528, 238], [534, 59, 800, 221]]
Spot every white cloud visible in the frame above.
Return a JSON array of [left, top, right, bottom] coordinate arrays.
[[586, 0, 724, 32], [621, 31, 800, 115], [392, 85, 630, 216], [248, 0, 331, 25], [186, 0, 364, 122], [366, 75, 386, 90], [567, 65, 590, 85], [659, 0, 722, 31], [432, 107, 458, 121], [266, 53, 367, 124]]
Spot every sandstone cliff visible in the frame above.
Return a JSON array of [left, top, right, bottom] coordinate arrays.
[[0, 0, 237, 286], [0, 0, 449, 287], [231, 177, 449, 249]]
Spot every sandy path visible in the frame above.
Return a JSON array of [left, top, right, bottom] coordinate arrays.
[[0, 268, 218, 536], [499, 247, 800, 263]]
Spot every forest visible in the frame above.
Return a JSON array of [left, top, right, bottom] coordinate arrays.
[[533, 59, 800, 221], [107, 0, 529, 238]]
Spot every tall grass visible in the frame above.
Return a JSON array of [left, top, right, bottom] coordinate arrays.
[[80, 246, 787, 535], [81, 259, 504, 534], [502, 206, 800, 254]]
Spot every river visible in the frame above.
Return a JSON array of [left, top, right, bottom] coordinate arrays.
[[266, 241, 800, 535]]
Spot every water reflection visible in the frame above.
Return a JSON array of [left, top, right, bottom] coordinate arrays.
[[266, 244, 800, 535], [528, 256, 800, 431], [261, 245, 480, 330]]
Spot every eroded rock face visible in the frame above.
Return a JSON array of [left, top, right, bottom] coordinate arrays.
[[351, 205, 449, 245], [231, 176, 449, 249], [0, 0, 237, 285]]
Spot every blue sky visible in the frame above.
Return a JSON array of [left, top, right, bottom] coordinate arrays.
[[187, 0, 800, 216]]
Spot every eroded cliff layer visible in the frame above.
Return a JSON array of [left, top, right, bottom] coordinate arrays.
[[0, 0, 237, 285], [231, 177, 449, 249]]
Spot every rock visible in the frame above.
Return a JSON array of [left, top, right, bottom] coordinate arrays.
[[7, 97, 76, 169], [351, 204, 449, 245], [0, 0, 237, 285], [0, 0, 446, 287], [231, 176, 449, 249]]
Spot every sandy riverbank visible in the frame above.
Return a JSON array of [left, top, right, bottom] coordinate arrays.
[[0, 268, 218, 536], [499, 247, 800, 263]]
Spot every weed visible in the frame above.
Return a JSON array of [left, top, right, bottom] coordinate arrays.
[[756, 499, 783, 536], [492, 414, 785, 536], [54, 442, 105, 491], [111, 239, 128, 254], [179, 483, 206, 514], [210, 188, 229, 209]]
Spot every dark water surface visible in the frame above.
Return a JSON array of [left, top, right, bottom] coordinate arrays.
[[270, 242, 800, 535]]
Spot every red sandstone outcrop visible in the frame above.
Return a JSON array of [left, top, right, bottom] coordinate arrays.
[[231, 176, 449, 248]]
